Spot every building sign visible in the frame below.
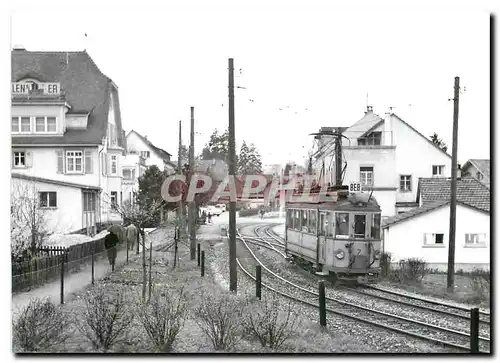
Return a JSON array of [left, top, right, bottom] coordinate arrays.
[[11, 82, 60, 95]]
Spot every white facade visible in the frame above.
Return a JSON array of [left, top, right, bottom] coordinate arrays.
[[11, 75, 124, 234], [313, 109, 452, 218], [121, 153, 147, 206], [125, 131, 174, 174], [383, 203, 490, 272]]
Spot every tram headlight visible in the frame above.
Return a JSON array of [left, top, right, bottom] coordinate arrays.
[[335, 249, 345, 260], [374, 250, 381, 260]]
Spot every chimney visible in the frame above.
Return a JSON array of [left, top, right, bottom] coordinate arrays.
[[457, 164, 462, 179], [365, 105, 373, 114], [13, 44, 26, 51]]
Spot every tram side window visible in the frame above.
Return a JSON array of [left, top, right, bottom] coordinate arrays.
[[336, 212, 349, 237], [319, 213, 326, 236], [371, 213, 381, 239], [326, 212, 334, 237], [301, 210, 309, 232], [309, 210, 317, 234], [354, 214, 366, 239], [294, 210, 301, 231]]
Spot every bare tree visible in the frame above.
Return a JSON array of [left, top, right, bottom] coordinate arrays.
[[11, 180, 50, 260]]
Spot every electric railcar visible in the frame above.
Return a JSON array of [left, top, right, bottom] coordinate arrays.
[[285, 190, 383, 284]]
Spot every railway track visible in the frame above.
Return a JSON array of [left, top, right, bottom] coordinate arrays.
[[253, 223, 490, 326], [236, 222, 489, 353]]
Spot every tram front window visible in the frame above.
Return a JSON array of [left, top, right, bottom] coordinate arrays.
[[335, 213, 349, 237], [354, 214, 366, 238]]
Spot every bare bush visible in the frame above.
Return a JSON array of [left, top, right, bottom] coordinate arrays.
[[136, 287, 188, 352], [12, 298, 70, 352], [467, 269, 490, 303], [192, 289, 244, 351], [241, 294, 298, 349], [76, 284, 134, 352], [390, 258, 427, 283]]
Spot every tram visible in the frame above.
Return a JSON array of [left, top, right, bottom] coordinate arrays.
[[285, 187, 383, 284]]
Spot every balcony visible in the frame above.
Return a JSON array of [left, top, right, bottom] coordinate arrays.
[[343, 130, 395, 149]]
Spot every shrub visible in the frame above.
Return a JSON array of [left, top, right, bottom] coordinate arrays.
[[12, 298, 71, 352], [389, 258, 428, 284], [136, 287, 188, 352], [467, 268, 490, 303], [192, 289, 244, 350], [241, 294, 298, 349], [12, 298, 70, 353], [76, 284, 134, 352]]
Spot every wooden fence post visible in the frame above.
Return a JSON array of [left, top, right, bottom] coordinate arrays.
[[256, 265, 262, 300], [60, 251, 66, 305], [91, 243, 95, 285], [201, 251, 205, 277], [470, 308, 479, 353], [148, 241, 153, 302], [319, 280, 326, 327], [197, 243, 201, 267]]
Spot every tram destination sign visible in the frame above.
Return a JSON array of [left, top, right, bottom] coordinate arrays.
[[11, 82, 61, 95], [349, 181, 361, 193]]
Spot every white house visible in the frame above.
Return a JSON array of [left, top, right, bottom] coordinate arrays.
[[125, 130, 176, 175], [11, 47, 126, 235], [382, 176, 490, 272], [312, 106, 453, 219], [462, 159, 490, 188]]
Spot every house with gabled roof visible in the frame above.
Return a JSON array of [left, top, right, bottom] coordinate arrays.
[[382, 176, 490, 271], [462, 159, 490, 188], [312, 106, 453, 219], [11, 47, 126, 235], [125, 130, 176, 175]]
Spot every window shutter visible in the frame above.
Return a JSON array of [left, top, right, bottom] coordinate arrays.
[[84, 150, 93, 174], [11, 152, 14, 169], [107, 154, 111, 175], [56, 150, 64, 173], [25, 151, 33, 168]]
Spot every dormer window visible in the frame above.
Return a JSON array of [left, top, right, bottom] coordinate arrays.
[[358, 131, 381, 146]]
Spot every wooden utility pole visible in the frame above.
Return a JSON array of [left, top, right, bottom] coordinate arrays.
[[447, 76, 460, 292], [228, 58, 237, 292], [335, 127, 343, 187], [189, 106, 196, 260], [177, 120, 184, 236]]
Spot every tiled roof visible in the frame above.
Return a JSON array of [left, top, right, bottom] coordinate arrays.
[[382, 200, 449, 228], [417, 176, 490, 212], [11, 50, 120, 145], [129, 130, 172, 160], [463, 159, 490, 182]]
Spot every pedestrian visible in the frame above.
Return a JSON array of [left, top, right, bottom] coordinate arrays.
[[104, 229, 120, 270], [208, 212, 212, 224]]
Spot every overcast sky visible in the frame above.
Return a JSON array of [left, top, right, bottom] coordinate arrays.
[[9, 0, 491, 168]]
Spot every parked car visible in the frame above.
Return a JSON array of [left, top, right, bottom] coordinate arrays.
[[207, 205, 222, 216], [216, 204, 227, 212]]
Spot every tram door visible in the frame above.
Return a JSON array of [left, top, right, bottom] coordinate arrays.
[[318, 211, 327, 264]]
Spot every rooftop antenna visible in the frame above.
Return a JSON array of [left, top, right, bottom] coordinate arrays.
[[84, 32, 87, 51]]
